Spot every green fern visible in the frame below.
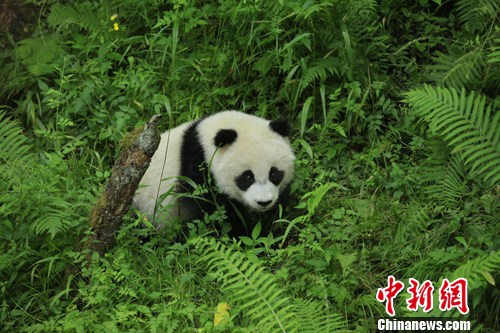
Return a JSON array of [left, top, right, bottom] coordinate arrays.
[[289, 1, 334, 20], [15, 36, 66, 76], [0, 113, 83, 240], [32, 198, 76, 239], [193, 237, 347, 333], [405, 85, 500, 185], [48, 3, 104, 34], [0, 111, 34, 207], [487, 39, 500, 64], [0, 111, 33, 164], [420, 141, 468, 205], [452, 251, 500, 290], [299, 65, 327, 95], [298, 57, 338, 96], [296, 300, 347, 333], [455, 0, 499, 33], [431, 50, 486, 88], [431, 0, 500, 89]]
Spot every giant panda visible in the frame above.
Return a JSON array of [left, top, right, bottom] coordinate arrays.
[[133, 110, 295, 237]]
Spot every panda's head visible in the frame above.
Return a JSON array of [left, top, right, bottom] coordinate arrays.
[[199, 111, 295, 212]]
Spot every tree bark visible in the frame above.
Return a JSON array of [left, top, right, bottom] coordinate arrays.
[[82, 114, 161, 261]]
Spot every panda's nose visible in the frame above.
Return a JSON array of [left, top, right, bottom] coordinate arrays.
[[257, 200, 272, 207]]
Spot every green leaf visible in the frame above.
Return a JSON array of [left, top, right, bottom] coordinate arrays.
[[252, 221, 262, 240], [481, 270, 495, 286], [239, 236, 254, 246], [299, 96, 313, 137]]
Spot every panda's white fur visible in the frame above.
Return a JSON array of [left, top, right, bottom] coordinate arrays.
[[133, 110, 295, 236], [133, 122, 193, 221]]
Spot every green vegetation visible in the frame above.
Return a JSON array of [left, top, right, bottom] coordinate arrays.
[[1, 0, 498, 331]]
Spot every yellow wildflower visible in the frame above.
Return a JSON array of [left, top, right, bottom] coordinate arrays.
[[113, 23, 120, 31], [110, 14, 118, 21], [213, 302, 230, 326]]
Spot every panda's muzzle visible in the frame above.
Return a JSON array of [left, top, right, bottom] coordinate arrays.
[[257, 200, 272, 207]]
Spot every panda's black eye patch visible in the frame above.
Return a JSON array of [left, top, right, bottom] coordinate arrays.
[[269, 167, 284, 186], [235, 170, 255, 191]]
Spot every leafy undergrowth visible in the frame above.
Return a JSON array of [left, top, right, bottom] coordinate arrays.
[[1, 0, 499, 332]]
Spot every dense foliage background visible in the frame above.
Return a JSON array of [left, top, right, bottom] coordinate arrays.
[[0, 0, 499, 331]]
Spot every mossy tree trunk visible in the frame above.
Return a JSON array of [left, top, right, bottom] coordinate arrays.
[[82, 115, 161, 261]]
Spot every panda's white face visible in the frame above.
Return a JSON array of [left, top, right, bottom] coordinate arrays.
[[214, 141, 294, 212], [235, 166, 285, 211], [197, 111, 295, 212]]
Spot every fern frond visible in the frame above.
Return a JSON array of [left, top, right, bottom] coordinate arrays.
[[455, 0, 499, 32], [329, 0, 377, 21], [0, 111, 33, 164], [487, 39, 500, 64], [0, 116, 84, 240], [193, 238, 348, 332], [32, 198, 79, 239], [15, 37, 65, 76], [431, 50, 486, 88], [420, 142, 468, 205], [0, 111, 34, 201], [299, 58, 337, 95], [195, 237, 297, 332], [48, 3, 104, 34], [299, 66, 327, 94], [405, 85, 500, 185], [291, 1, 334, 20], [296, 300, 347, 333], [452, 251, 500, 290]]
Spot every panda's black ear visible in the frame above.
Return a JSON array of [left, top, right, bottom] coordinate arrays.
[[214, 129, 237, 147], [269, 118, 291, 137]]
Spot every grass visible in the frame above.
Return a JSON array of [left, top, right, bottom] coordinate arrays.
[[0, 0, 498, 332]]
